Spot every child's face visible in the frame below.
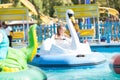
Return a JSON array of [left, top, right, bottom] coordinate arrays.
[[58, 26, 66, 35]]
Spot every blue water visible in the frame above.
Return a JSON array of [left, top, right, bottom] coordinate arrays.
[[41, 52, 120, 80], [91, 45, 120, 53]]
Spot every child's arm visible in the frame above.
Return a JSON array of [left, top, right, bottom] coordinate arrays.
[[0, 32, 3, 43]]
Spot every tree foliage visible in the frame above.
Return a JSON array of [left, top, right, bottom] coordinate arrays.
[[0, 0, 119, 17], [1, 0, 21, 7], [108, 0, 120, 12], [41, 0, 73, 17], [0, 0, 10, 3]]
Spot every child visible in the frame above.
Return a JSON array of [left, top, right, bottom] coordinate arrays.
[[0, 21, 9, 59], [52, 24, 70, 40]]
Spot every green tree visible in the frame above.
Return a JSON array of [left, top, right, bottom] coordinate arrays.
[[49, 0, 63, 17], [108, 0, 120, 12], [0, 0, 10, 3], [0, 0, 22, 7], [43, 0, 73, 17]]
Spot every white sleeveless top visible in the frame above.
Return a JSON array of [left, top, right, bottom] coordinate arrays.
[[52, 34, 66, 40]]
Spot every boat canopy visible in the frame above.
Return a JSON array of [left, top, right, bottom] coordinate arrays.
[[0, 8, 28, 21]]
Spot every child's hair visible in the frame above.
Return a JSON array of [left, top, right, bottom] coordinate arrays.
[[57, 23, 66, 35], [0, 21, 6, 27]]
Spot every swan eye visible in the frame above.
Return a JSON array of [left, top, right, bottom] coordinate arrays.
[[68, 13, 73, 18]]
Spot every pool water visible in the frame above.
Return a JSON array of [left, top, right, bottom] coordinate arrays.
[[41, 52, 120, 80]]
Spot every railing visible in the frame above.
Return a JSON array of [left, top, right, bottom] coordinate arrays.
[[36, 21, 119, 43], [10, 21, 120, 44], [99, 21, 120, 43]]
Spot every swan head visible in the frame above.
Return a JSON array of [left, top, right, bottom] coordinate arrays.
[[66, 9, 74, 19]]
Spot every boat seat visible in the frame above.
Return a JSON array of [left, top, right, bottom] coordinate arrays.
[[79, 29, 95, 37]]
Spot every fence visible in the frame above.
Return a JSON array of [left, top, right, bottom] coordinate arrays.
[[10, 21, 120, 45], [36, 21, 120, 43]]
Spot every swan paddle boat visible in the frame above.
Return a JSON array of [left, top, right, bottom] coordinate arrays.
[[30, 9, 106, 67], [0, 24, 47, 80]]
